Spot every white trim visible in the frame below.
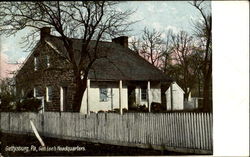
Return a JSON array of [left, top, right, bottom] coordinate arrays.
[[33, 88, 37, 97], [46, 55, 50, 67], [87, 79, 90, 115], [46, 86, 52, 102], [147, 81, 151, 112], [60, 87, 63, 111], [119, 80, 123, 115], [34, 57, 38, 71]]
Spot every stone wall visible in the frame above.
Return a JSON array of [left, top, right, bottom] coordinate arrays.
[[15, 40, 75, 111]]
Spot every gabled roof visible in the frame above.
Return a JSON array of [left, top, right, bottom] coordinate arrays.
[[164, 81, 185, 93], [43, 35, 171, 81]]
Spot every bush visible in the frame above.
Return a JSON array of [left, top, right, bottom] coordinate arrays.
[[126, 104, 148, 113], [151, 102, 164, 113], [16, 98, 41, 112], [122, 108, 128, 113], [0, 93, 16, 112]]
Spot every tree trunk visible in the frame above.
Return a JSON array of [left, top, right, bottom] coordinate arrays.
[[198, 76, 201, 97], [184, 92, 189, 101], [202, 78, 211, 112], [72, 76, 87, 112], [202, 62, 212, 112]]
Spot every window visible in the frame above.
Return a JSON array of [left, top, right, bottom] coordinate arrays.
[[99, 88, 108, 102], [21, 89, 24, 97], [34, 57, 38, 71], [46, 86, 52, 102], [46, 55, 50, 67], [141, 87, 147, 101], [33, 88, 39, 97]]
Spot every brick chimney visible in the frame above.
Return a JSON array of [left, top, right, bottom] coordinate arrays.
[[112, 36, 128, 48], [40, 27, 51, 40]]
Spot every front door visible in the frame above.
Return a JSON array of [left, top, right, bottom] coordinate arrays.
[[128, 86, 136, 110]]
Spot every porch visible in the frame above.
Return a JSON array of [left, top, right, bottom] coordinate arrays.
[[80, 79, 163, 114]]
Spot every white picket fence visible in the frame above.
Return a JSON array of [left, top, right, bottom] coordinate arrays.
[[0, 112, 212, 154]]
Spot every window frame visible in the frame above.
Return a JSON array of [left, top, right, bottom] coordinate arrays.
[[141, 87, 147, 101], [33, 87, 39, 97], [46, 86, 52, 102], [34, 57, 38, 71], [99, 88, 108, 102], [46, 55, 50, 68]]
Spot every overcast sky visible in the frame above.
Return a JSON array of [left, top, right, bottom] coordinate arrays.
[[0, 1, 210, 78]]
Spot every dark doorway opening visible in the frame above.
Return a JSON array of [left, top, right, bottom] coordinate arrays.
[[128, 85, 136, 110]]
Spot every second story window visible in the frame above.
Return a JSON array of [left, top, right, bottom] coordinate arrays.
[[46, 55, 50, 67], [46, 86, 52, 102], [34, 57, 38, 71]]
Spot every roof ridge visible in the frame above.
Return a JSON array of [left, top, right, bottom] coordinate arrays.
[[47, 35, 112, 44]]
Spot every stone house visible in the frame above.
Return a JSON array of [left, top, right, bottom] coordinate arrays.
[[15, 27, 172, 114]]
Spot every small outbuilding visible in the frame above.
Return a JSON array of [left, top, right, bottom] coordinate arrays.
[[165, 82, 184, 111]]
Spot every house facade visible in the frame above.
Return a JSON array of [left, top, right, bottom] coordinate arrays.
[[15, 27, 171, 114], [80, 81, 162, 114]]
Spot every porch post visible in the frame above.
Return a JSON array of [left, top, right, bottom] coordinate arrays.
[[87, 78, 90, 115], [147, 81, 151, 112], [119, 80, 123, 115]]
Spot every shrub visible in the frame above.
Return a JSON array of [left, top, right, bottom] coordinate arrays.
[[151, 102, 164, 113], [122, 108, 128, 113], [16, 98, 41, 112], [0, 93, 17, 112]]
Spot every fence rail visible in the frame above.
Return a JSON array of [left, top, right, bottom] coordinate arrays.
[[0, 112, 212, 154]]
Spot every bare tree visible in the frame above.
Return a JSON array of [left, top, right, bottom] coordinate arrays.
[[140, 27, 166, 67], [167, 31, 198, 100], [0, 77, 16, 111], [129, 37, 141, 54], [0, 1, 135, 112], [190, 0, 212, 112], [129, 27, 168, 68], [160, 29, 174, 73], [188, 50, 204, 97]]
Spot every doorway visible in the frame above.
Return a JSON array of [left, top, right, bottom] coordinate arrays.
[[128, 85, 136, 110]]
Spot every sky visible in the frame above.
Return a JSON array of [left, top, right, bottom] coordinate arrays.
[[0, 1, 210, 78]]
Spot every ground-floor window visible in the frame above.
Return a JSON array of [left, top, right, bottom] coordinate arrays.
[[99, 88, 108, 102], [46, 86, 52, 102], [141, 87, 147, 101], [33, 87, 39, 97]]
